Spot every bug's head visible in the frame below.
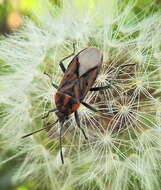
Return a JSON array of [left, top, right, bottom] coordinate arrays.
[[55, 110, 68, 122]]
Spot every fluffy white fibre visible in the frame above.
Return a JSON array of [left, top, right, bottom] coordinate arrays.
[[1, 0, 161, 190]]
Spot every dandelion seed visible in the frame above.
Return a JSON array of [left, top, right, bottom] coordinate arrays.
[[1, 1, 161, 190]]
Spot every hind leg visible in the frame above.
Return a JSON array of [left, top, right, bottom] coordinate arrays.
[[74, 111, 88, 140]]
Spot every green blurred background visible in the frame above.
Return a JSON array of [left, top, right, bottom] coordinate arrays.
[[0, 0, 161, 190], [0, 0, 61, 35], [0, 0, 161, 35], [0, 1, 61, 189]]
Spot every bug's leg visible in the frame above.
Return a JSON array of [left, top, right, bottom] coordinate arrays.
[[117, 63, 136, 71], [113, 63, 136, 79], [43, 72, 58, 89], [91, 64, 136, 91], [81, 102, 107, 119], [42, 108, 57, 119], [74, 111, 88, 140], [59, 122, 64, 164], [81, 102, 98, 112], [51, 82, 58, 89], [90, 84, 111, 91], [59, 43, 76, 73], [81, 102, 108, 120]]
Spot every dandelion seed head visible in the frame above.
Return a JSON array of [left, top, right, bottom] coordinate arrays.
[[1, 0, 161, 189], [119, 105, 130, 115], [133, 51, 144, 64], [97, 73, 107, 83], [135, 78, 144, 88], [99, 133, 113, 145]]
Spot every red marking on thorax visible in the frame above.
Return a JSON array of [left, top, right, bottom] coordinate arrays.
[[54, 92, 80, 116], [71, 103, 80, 112]]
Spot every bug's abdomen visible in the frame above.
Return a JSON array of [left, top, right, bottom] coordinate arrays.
[[55, 92, 80, 116]]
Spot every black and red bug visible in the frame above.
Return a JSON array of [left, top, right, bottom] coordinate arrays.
[[22, 44, 135, 163]]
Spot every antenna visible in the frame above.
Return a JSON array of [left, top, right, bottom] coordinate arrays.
[[59, 122, 64, 164], [22, 119, 59, 138]]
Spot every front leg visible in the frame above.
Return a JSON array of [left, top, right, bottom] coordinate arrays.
[[44, 72, 58, 89], [42, 108, 57, 119]]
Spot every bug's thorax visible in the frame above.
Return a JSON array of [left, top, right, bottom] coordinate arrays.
[[54, 92, 80, 116]]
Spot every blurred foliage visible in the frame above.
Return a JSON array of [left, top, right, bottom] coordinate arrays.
[[0, 0, 161, 35], [0, 154, 20, 190], [0, 0, 61, 34]]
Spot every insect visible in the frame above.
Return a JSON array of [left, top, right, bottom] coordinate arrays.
[[22, 44, 135, 164]]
